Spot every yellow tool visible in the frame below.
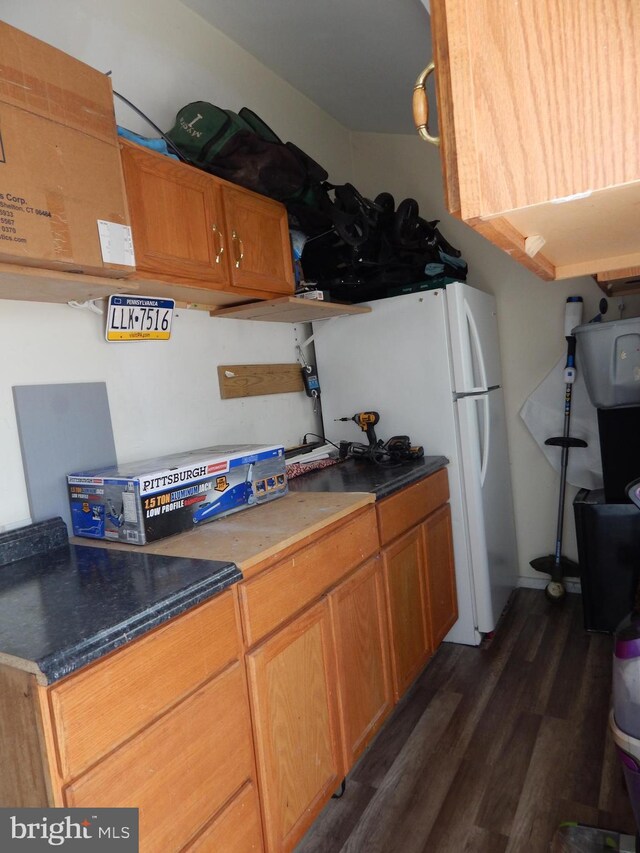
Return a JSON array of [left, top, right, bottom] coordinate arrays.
[[334, 411, 380, 447]]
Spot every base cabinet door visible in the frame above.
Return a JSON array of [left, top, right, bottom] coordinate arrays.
[[246, 600, 343, 853], [329, 556, 393, 769], [382, 526, 431, 700], [422, 504, 458, 648]]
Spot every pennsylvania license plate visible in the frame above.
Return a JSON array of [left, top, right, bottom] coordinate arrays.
[[106, 295, 175, 342]]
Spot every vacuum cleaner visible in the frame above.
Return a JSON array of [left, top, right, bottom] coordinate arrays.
[[530, 296, 588, 602]]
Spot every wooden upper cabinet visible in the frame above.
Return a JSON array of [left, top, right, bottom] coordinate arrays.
[[428, 0, 640, 282], [120, 140, 295, 302], [120, 140, 228, 287], [223, 184, 296, 296]]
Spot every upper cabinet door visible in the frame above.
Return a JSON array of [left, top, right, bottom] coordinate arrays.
[[434, 0, 640, 219], [428, 0, 640, 283], [223, 185, 295, 296], [120, 141, 228, 287]]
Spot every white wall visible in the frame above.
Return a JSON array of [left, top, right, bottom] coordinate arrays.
[[0, 0, 354, 531], [350, 132, 640, 582]]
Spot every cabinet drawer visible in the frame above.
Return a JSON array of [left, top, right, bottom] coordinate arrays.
[[50, 589, 241, 780], [65, 662, 254, 853], [184, 782, 263, 852], [376, 469, 449, 546], [239, 506, 378, 647]]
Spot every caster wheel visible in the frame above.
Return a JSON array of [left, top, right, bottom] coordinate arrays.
[[545, 580, 566, 602]]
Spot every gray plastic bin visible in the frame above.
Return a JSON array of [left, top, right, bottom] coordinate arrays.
[[573, 317, 640, 408]]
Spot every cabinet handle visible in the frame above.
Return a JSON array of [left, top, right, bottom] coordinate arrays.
[[232, 230, 244, 269], [211, 224, 224, 264], [412, 62, 440, 146]]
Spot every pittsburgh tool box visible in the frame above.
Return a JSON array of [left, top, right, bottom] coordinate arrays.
[[68, 445, 287, 545]]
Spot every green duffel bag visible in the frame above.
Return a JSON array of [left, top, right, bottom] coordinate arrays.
[[165, 101, 252, 166]]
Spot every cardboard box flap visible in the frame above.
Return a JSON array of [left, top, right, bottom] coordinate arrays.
[[0, 21, 117, 145]]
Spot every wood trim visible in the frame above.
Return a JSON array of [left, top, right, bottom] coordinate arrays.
[[557, 253, 640, 282], [0, 665, 51, 807], [467, 217, 556, 281], [430, 0, 461, 215], [217, 363, 304, 399], [210, 296, 372, 323]]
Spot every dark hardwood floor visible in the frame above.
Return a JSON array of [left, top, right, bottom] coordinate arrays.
[[295, 589, 637, 853]]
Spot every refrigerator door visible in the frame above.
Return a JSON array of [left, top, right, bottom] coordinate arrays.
[[447, 282, 503, 392], [455, 387, 518, 632], [312, 290, 482, 646]]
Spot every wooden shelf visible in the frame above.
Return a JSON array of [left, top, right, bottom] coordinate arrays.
[[596, 267, 640, 297], [209, 296, 372, 323], [0, 262, 136, 304]]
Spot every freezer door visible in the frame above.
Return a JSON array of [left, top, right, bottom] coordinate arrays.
[[456, 388, 518, 633], [447, 282, 503, 392]]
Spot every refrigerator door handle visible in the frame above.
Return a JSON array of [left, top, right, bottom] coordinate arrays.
[[454, 385, 499, 401], [479, 394, 490, 486], [464, 299, 488, 393]]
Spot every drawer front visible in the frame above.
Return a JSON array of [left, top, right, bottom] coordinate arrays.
[[376, 469, 449, 546], [65, 662, 254, 853], [239, 506, 378, 647], [184, 782, 263, 852], [51, 589, 241, 780]]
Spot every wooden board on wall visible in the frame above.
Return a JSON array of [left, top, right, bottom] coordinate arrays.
[[217, 363, 304, 399]]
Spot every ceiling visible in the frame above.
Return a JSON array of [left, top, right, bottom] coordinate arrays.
[[179, 0, 433, 134]]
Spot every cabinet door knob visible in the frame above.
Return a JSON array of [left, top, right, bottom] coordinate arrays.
[[211, 224, 224, 264], [413, 62, 440, 146], [232, 230, 244, 269]]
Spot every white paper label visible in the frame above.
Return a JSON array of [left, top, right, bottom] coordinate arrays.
[[122, 491, 138, 523], [97, 220, 136, 267]]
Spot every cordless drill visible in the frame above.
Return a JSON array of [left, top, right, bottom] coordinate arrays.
[[335, 411, 380, 448]]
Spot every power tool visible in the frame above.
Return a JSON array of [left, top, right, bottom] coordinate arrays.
[[334, 411, 380, 447]]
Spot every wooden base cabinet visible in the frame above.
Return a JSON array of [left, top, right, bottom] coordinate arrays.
[[120, 140, 295, 305], [246, 600, 343, 853], [381, 527, 431, 700], [64, 663, 256, 852], [377, 469, 457, 701], [329, 556, 393, 769], [0, 589, 264, 853], [422, 503, 457, 648]]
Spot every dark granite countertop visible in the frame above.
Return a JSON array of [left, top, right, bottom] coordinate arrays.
[[0, 531, 240, 685], [287, 455, 448, 499], [0, 458, 446, 685]]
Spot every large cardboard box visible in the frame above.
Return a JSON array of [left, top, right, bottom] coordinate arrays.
[[0, 22, 134, 277], [68, 445, 288, 545]]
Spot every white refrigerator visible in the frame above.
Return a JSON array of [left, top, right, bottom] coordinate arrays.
[[312, 282, 519, 646]]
